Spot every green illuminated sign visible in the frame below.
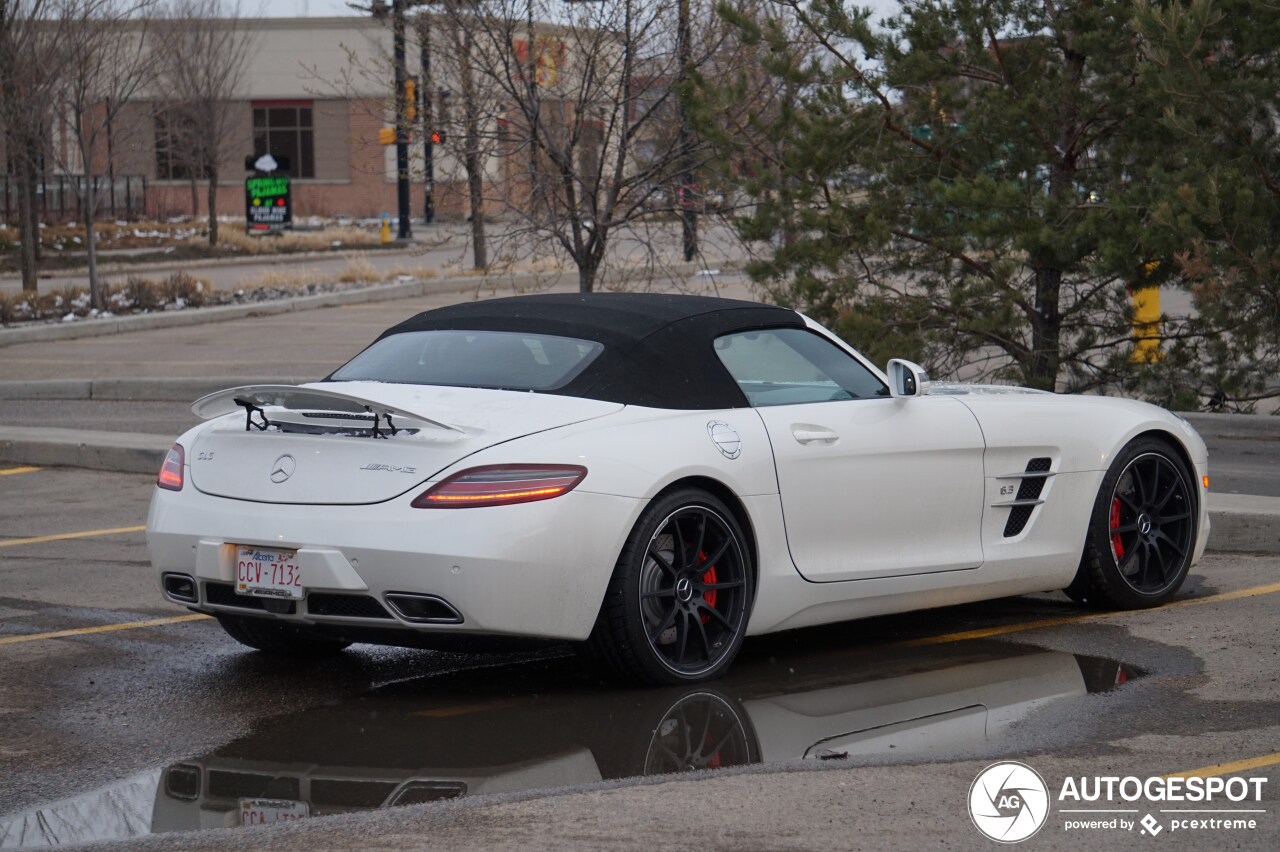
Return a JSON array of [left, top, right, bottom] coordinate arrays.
[[245, 174, 292, 232]]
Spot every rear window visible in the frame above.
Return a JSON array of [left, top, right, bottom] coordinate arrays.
[[328, 330, 604, 391]]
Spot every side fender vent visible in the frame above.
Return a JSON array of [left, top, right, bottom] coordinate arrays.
[[1003, 457, 1053, 537]]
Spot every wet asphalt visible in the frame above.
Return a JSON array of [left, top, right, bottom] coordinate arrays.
[[0, 467, 1277, 850]]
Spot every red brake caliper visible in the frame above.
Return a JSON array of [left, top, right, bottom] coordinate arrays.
[[698, 551, 717, 625], [1109, 497, 1126, 560]]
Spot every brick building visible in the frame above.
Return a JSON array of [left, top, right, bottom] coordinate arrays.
[[132, 15, 482, 222], [0, 15, 499, 224], [2, 12, 638, 226]]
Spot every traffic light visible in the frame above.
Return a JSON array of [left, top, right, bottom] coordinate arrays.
[[404, 78, 417, 122], [430, 130, 446, 145]]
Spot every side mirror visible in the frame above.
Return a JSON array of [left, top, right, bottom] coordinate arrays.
[[886, 359, 929, 398]]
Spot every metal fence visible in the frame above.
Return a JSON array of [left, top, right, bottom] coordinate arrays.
[[1, 174, 147, 225]]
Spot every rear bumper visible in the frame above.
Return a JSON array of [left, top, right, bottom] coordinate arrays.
[[146, 485, 641, 642]]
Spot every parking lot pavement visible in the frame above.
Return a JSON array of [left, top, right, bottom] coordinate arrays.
[[0, 467, 1277, 850]]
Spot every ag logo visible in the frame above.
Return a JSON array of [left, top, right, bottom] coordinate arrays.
[[968, 761, 1050, 843]]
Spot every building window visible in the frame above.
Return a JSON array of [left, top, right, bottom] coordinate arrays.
[[252, 103, 314, 178], [155, 110, 208, 181]]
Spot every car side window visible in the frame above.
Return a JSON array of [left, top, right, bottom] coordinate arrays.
[[714, 328, 889, 407]]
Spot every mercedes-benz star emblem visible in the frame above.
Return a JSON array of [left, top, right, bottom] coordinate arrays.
[[675, 577, 693, 602], [270, 454, 296, 484]]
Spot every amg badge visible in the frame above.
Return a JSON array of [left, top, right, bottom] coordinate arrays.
[[360, 463, 418, 474]]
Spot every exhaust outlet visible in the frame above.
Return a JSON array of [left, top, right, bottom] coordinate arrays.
[[385, 593, 464, 624]]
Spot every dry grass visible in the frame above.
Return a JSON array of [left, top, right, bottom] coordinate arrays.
[[336, 255, 383, 284], [0, 271, 212, 323], [242, 266, 329, 290], [217, 226, 382, 255]]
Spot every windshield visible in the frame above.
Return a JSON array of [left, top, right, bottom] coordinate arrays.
[[328, 330, 605, 391]]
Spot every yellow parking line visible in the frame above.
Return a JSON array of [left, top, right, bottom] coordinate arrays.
[[1165, 752, 1280, 779], [0, 525, 146, 549], [0, 613, 211, 646], [902, 581, 1280, 647], [1166, 582, 1280, 608], [0, 467, 42, 476]]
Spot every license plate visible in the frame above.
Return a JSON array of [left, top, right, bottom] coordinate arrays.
[[235, 546, 303, 600], [239, 798, 309, 827]]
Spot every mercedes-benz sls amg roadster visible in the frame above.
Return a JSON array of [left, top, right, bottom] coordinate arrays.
[[146, 293, 1210, 685]]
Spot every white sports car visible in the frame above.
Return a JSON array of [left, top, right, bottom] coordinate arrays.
[[146, 293, 1210, 685]]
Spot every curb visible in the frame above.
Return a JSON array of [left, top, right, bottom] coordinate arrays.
[[1210, 512, 1280, 555], [0, 262, 738, 348], [0, 377, 312, 401], [0, 426, 171, 475]]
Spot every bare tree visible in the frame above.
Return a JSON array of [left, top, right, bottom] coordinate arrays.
[[0, 0, 65, 292], [48, 0, 159, 309], [435, 1, 494, 270], [151, 0, 254, 246], [452, 0, 739, 292]]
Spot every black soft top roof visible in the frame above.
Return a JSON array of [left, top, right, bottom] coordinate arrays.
[[372, 292, 805, 409]]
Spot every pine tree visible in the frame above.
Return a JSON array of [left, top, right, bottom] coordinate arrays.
[[1133, 0, 1280, 408], [696, 0, 1278, 406]]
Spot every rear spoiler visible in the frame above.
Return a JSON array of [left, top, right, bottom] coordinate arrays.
[[191, 384, 464, 434]]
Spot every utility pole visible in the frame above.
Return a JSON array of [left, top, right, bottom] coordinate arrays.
[[418, 10, 434, 225], [677, 0, 696, 261], [393, 0, 412, 239]]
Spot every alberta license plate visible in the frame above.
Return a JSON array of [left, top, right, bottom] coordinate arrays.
[[239, 798, 309, 827], [235, 546, 303, 599]]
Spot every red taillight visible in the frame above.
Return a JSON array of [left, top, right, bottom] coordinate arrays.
[[157, 444, 185, 491], [412, 464, 587, 509]]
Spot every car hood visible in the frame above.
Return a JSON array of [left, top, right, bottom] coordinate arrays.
[[185, 382, 623, 505]]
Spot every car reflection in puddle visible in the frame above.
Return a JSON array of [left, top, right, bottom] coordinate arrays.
[[0, 641, 1140, 846], [148, 642, 1139, 836]]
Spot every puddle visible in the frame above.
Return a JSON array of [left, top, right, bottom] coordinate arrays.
[[0, 642, 1141, 847]]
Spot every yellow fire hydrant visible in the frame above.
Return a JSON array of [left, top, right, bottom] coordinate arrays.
[[380, 214, 392, 245], [1130, 260, 1163, 364]]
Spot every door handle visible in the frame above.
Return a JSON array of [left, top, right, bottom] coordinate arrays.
[[793, 427, 839, 445]]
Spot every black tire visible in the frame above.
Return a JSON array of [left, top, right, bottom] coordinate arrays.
[[216, 614, 352, 656], [1066, 437, 1198, 609], [585, 488, 753, 686]]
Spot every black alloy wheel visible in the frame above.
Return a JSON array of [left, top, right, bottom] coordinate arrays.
[[585, 488, 753, 686], [1067, 437, 1197, 609], [1106, 452, 1195, 594]]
